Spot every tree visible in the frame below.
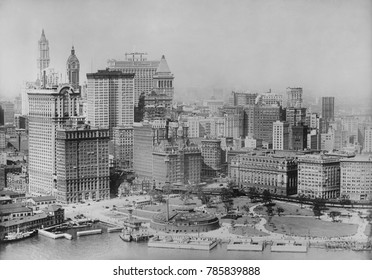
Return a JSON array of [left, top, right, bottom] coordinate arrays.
[[298, 194, 306, 208], [262, 190, 272, 205], [329, 211, 341, 222], [276, 207, 285, 216], [180, 185, 193, 205], [221, 186, 234, 213], [312, 198, 326, 219], [195, 185, 211, 206], [247, 187, 259, 201], [340, 194, 351, 206]]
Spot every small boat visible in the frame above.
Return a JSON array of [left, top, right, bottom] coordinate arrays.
[[1, 230, 38, 243], [119, 231, 132, 242]]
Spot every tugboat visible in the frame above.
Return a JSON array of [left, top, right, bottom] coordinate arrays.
[[1, 228, 38, 243], [119, 209, 151, 242]]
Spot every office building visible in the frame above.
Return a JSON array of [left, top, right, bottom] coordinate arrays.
[[291, 124, 308, 151], [286, 87, 303, 108], [107, 53, 174, 105], [55, 125, 110, 203], [364, 127, 372, 153], [285, 107, 307, 127], [297, 154, 340, 199], [0, 102, 15, 125], [113, 126, 133, 171], [28, 85, 80, 196], [321, 97, 335, 122], [201, 139, 222, 178], [86, 70, 135, 137], [229, 92, 258, 106], [340, 155, 372, 201], [273, 121, 289, 150]]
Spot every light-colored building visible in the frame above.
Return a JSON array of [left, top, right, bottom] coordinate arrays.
[[364, 127, 372, 153], [273, 121, 289, 150], [340, 155, 372, 201], [86, 70, 134, 137], [286, 87, 303, 108], [107, 53, 174, 105], [230, 152, 297, 196], [28, 85, 80, 196], [55, 125, 110, 203], [298, 154, 340, 199]]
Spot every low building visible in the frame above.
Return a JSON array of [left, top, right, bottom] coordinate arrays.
[[230, 152, 298, 196], [340, 155, 372, 201], [297, 154, 340, 199], [0, 203, 33, 222], [27, 196, 56, 210], [150, 207, 220, 233]]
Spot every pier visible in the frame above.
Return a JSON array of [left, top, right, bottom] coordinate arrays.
[[77, 229, 102, 237], [38, 229, 73, 240]]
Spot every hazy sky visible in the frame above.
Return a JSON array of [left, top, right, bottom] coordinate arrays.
[[0, 0, 371, 102]]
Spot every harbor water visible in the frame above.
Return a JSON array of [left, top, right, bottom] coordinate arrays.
[[0, 226, 371, 260]]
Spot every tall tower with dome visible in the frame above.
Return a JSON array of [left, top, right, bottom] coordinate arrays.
[[66, 46, 80, 89]]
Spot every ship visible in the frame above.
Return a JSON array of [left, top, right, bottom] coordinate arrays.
[[1, 229, 38, 243], [119, 208, 151, 242], [148, 235, 218, 251]]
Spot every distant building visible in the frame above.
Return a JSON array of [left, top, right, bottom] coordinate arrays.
[[230, 152, 298, 196], [37, 29, 50, 82], [340, 155, 372, 201], [297, 154, 340, 199], [86, 70, 135, 137], [66, 46, 80, 89], [0, 101, 15, 125], [364, 127, 372, 153], [107, 53, 174, 105], [291, 124, 308, 151], [229, 92, 258, 106], [286, 87, 303, 108], [244, 104, 282, 145], [201, 139, 222, 178], [113, 126, 133, 171], [321, 97, 335, 122], [273, 121, 289, 150]]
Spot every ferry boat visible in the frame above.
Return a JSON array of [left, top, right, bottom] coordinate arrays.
[[1, 230, 38, 243], [119, 209, 151, 243], [148, 235, 218, 251]]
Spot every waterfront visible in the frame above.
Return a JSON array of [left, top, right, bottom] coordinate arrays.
[[0, 230, 371, 260]]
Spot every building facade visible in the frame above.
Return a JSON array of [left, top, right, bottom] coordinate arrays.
[[321, 96, 335, 122], [55, 126, 110, 203], [340, 156, 372, 201], [86, 70, 134, 137], [273, 121, 289, 150], [297, 155, 340, 199], [201, 139, 222, 178], [113, 126, 133, 171], [286, 87, 303, 108], [28, 85, 80, 196], [229, 153, 298, 196]]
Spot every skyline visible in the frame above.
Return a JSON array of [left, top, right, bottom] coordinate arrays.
[[0, 0, 371, 104]]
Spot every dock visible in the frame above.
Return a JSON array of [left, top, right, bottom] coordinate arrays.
[[38, 229, 73, 240], [227, 239, 264, 251], [148, 235, 218, 251], [107, 227, 123, 233], [77, 229, 102, 237], [271, 241, 308, 253]]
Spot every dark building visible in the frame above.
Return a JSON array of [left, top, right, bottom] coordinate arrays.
[[291, 125, 308, 151], [322, 97, 335, 122]]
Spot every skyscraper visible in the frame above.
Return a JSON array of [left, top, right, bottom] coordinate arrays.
[[37, 29, 50, 81], [86, 70, 135, 137], [286, 87, 303, 108], [321, 96, 335, 122], [107, 53, 174, 105], [28, 85, 80, 196], [273, 121, 289, 150]]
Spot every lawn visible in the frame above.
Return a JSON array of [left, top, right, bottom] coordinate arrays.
[[254, 201, 314, 216], [230, 225, 269, 237], [265, 216, 358, 238]]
